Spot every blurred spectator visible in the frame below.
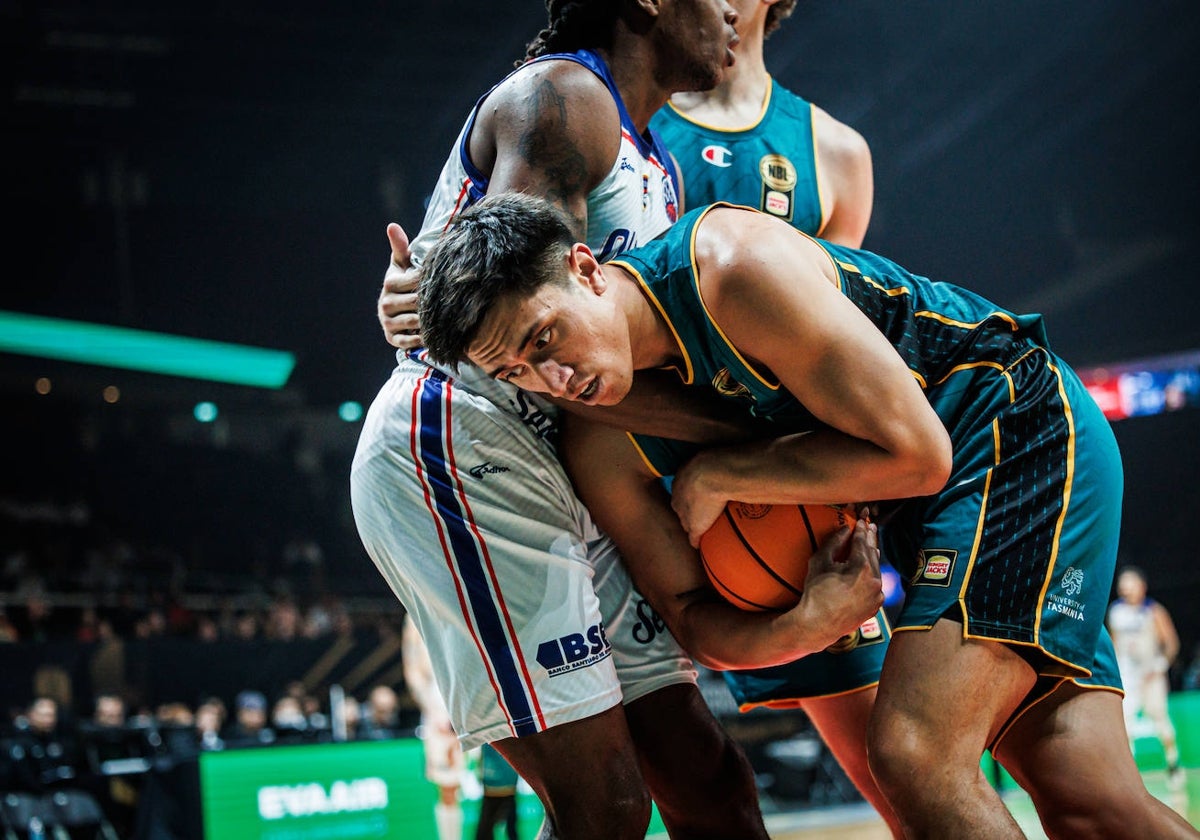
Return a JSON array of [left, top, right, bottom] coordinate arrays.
[[227, 690, 274, 746], [266, 596, 301, 641], [233, 611, 260, 641], [93, 694, 126, 728], [156, 703, 194, 728], [0, 608, 17, 642], [195, 697, 226, 751], [340, 695, 362, 741], [8, 696, 78, 792], [303, 594, 348, 639], [271, 695, 308, 739], [77, 606, 102, 643], [195, 613, 220, 643], [133, 608, 167, 639], [359, 685, 400, 740]]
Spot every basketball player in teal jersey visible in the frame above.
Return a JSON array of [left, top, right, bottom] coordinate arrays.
[[651, 0, 872, 248], [651, 1, 895, 828], [418, 195, 1200, 839]]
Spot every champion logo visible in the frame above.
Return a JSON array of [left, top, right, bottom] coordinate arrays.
[[701, 145, 733, 167]]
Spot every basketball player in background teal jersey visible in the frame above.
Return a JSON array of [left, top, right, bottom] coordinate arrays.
[[418, 195, 1199, 839], [653, 1, 894, 830], [652, 0, 873, 248]]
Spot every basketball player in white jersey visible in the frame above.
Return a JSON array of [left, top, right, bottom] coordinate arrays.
[[402, 615, 466, 840], [351, 2, 779, 837], [1107, 565, 1186, 790]]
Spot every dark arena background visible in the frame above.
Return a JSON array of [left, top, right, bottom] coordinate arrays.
[[2, 1, 1198, 837]]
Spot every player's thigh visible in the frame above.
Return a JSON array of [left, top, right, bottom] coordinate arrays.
[[989, 681, 1200, 838], [871, 619, 1037, 768], [802, 686, 875, 770]]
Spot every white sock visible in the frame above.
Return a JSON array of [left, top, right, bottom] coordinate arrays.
[[435, 801, 462, 840]]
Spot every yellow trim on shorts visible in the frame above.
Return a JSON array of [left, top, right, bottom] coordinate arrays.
[[990, 677, 1124, 750], [736, 680, 881, 713], [1032, 353, 1077, 645]]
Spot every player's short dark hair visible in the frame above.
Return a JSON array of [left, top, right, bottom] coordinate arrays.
[[765, 0, 798, 38], [418, 193, 576, 367], [522, 0, 621, 65]]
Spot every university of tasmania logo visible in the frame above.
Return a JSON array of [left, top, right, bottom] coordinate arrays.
[[913, 549, 958, 587]]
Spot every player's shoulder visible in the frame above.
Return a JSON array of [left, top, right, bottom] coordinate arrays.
[[810, 102, 870, 159], [489, 55, 615, 116]]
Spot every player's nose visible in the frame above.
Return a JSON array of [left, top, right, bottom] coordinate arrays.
[[535, 359, 573, 397]]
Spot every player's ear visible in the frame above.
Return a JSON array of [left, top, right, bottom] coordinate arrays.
[[629, 0, 662, 22], [568, 244, 606, 295]]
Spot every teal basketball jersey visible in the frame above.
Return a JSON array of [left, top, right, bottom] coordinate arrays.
[[650, 80, 824, 232], [613, 204, 1124, 688]]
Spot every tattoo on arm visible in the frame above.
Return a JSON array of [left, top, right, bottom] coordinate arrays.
[[519, 79, 590, 235]]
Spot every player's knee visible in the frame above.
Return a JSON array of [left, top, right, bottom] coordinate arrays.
[[867, 712, 952, 798]]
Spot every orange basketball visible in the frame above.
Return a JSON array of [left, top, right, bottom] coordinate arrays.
[[699, 502, 856, 612]]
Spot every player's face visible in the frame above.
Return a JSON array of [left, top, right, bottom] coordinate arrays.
[[1117, 571, 1147, 603], [656, 0, 740, 91], [469, 269, 635, 407]]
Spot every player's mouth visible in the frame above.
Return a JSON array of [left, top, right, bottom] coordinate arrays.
[[578, 377, 600, 403], [726, 33, 739, 66]]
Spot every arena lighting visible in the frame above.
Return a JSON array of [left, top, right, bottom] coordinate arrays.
[[0, 310, 295, 388]]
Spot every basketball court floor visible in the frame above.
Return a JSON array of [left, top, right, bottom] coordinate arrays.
[[646, 768, 1197, 839]]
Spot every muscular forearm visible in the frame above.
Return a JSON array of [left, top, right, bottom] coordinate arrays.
[[685, 428, 946, 507], [672, 595, 854, 671]]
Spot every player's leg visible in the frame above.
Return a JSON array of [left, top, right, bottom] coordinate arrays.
[[803, 687, 902, 838], [868, 619, 1036, 839], [1143, 671, 1185, 786], [993, 680, 1198, 839], [351, 363, 650, 836], [623, 681, 767, 839], [491, 704, 652, 840], [426, 741, 463, 840], [592, 539, 769, 839]]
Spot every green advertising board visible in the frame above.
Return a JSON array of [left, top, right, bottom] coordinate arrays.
[[199, 739, 433, 839]]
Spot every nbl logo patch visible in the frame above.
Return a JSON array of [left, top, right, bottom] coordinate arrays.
[[912, 549, 957, 587], [536, 623, 612, 677]]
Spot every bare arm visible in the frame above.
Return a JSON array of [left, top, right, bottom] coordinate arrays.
[[561, 416, 884, 670], [377, 60, 618, 348], [670, 207, 951, 543], [812, 105, 874, 249], [1153, 602, 1181, 665]]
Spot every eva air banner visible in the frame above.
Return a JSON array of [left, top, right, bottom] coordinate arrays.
[[199, 739, 431, 839]]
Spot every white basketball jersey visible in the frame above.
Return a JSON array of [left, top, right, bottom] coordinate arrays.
[[409, 48, 680, 269], [1108, 599, 1166, 670], [405, 48, 681, 418]]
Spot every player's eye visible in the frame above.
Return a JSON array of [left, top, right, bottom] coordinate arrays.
[[533, 327, 551, 349], [499, 365, 526, 383]]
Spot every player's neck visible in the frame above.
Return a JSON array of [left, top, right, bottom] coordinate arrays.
[[611, 265, 682, 370], [670, 43, 770, 128], [593, 46, 673, 134]]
